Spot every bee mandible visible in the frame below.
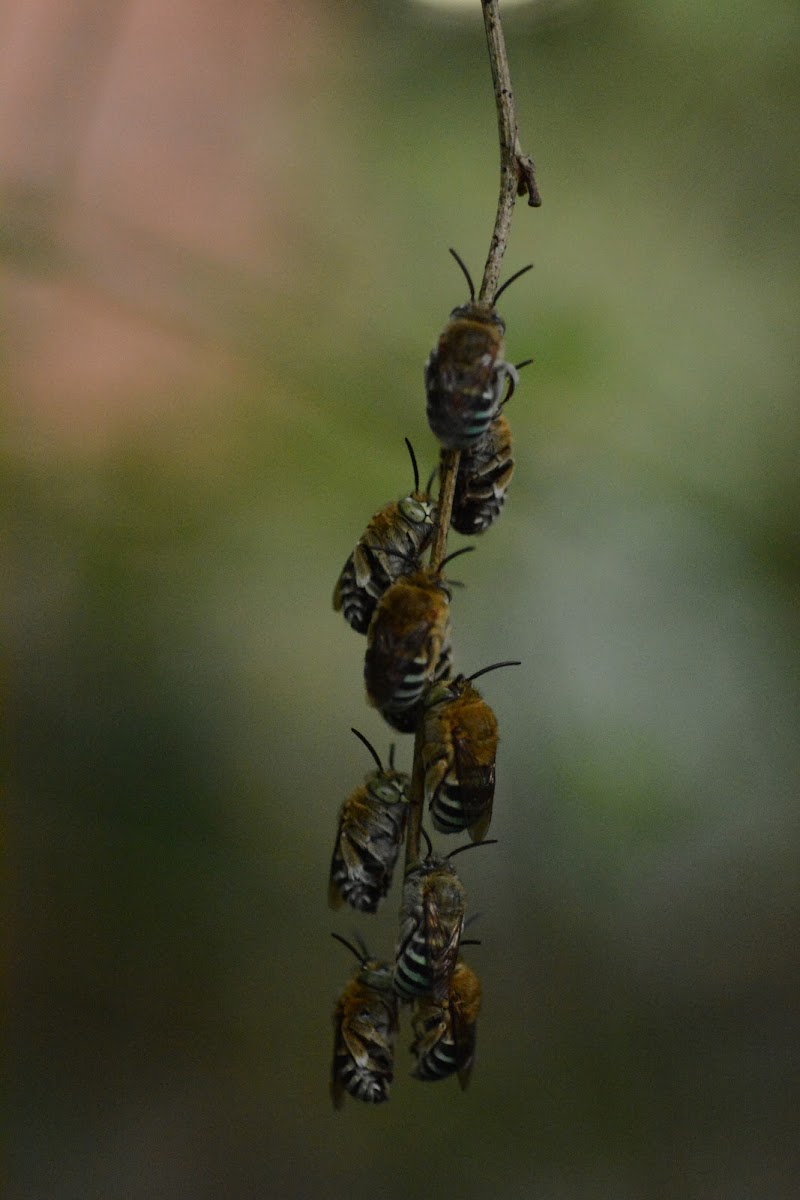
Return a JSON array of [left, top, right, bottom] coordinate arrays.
[[364, 546, 474, 734], [425, 249, 532, 450], [328, 728, 410, 914], [334, 438, 437, 634], [422, 660, 520, 843], [330, 933, 398, 1108], [411, 957, 482, 1089], [394, 831, 496, 1002]]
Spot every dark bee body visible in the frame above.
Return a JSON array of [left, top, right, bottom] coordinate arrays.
[[334, 440, 437, 634], [329, 730, 410, 914], [411, 958, 482, 1088], [425, 251, 532, 450], [421, 662, 519, 842], [364, 554, 466, 733], [393, 836, 495, 1002], [331, 936, 399, 1108], [450, 410, 514, 535]]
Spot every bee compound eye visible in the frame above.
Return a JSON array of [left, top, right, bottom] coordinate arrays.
[[399, 497, 427, 522]]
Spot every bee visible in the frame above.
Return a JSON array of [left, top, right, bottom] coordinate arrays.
[[425, 249, 533, 450], [421, 660, 520, 843], [410, 957, 482, 1089], [394, 832, 496, 1001], [334, 439, 437, 634], [330, 933, 399, 1108], [364, 547, 473, 734], [449, 360, 531, 536], [328, 728, 410, 914]]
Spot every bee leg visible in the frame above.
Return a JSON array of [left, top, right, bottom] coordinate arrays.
[[500, 360, 520, 406], [421, 743, 452, 807]]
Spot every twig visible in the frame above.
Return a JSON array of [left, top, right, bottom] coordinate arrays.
[[480, 0, 541, 302], [429, 448, 461, 574], [403, 0, 538, 872]]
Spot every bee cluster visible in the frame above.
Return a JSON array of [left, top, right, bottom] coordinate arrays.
[[328, 251, 530, 1107]]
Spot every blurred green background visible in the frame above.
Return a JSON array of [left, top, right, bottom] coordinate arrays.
[[7, 0, 799, 1196]]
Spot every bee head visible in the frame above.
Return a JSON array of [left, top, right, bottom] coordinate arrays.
[[448, 300, 506, 334], [351, 728, 409, 799], [423, 677, 457, 709], [397, 438, 437, 524], [398, 494, 435, 524], [331, 932, 392, 989], [447, 248, 532, 327], [414, 825, 498, 870]]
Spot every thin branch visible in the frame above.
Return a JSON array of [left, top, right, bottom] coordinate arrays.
[[479, 0, 541, 303], [429, 448, 461, 573], [402, 0, 538, 875]]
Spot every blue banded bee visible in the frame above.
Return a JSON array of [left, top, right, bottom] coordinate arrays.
[[425, 249, 532, 450], [394, 833, 496, 1001], [450, 358, 533, 536], [364, 547, 473, 734], [422, 661, 520, 843], [328, 728, 410, 914], [334, 439, 437, 635], [330, 933, 398, 1108], [411, 957, 482, 1089]]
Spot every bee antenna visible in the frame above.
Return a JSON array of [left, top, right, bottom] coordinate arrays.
[[466, 660, 522, 684], [350, 727, 383, 773], [331, 932, 365, 963], [353, 931, 371, 961], [493, 263, 534, 306], [449, 248, 475, 303], [420, 826, 434, 859], [514, 357, 535, 372], [439, 545, 476, 572], [388, 743, 396, 769], [460, 938, 482, 948], [404, 437, 421, 494], [425, 467, 437, 494], [446, 838, 498, 862]]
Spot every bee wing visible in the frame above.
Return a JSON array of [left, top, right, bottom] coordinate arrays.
[[351, 541, 378, 592], [332, 569, 345, 612], [454, 1016, 477, 1091], [340, 1017, 373, 1067], [397, 887, 423, 961], [424, 347, 440, 390], [451, 962, 481, 1089], [366, 617, 438, 709], [423, 882, 463, 999], [452, 728, 496, 840], [328, 877, 345, 911]]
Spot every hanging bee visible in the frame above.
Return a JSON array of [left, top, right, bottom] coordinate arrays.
[[334, 439, 437, 634], [394, 832, 496, 1002], [421, 660, 520, 843], [364, 547, 473, 734], [425, 249, 533, 450], [328, 728, 410, 914], [410, 957, 482, 1089], [330, 933, 399, 1109], [449, 360, 531, 536]]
